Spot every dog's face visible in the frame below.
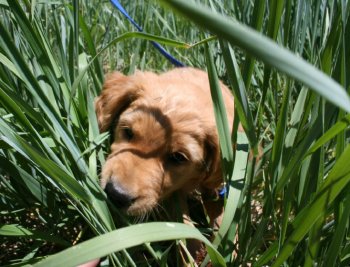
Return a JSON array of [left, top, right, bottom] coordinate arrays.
[[95, 68, 233, 216]]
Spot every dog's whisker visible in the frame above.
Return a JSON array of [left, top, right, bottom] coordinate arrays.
[[155, 203, 169, 219], [141, 211, 151, 223], [151, 206, 161, 220], [140, 213, 147, 223], [134, 215, 143, 224]]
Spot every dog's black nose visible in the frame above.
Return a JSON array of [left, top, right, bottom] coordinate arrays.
[[104, 182, 135, 208]]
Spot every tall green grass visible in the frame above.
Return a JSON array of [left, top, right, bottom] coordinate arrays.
[[0, 0, 349, 266]]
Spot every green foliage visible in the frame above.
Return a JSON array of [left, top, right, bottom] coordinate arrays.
[[0, 0, 350, 266]]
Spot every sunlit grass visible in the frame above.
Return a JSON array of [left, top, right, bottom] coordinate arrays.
[[0, 0, 350, 266]]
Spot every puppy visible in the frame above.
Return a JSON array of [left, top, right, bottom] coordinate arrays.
[[95, 67, 234, 233]]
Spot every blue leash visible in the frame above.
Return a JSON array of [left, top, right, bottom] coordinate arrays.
[[110, 0, 185, 67]]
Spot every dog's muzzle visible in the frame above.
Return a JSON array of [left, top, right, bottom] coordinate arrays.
[[104, 181, 136, 209]]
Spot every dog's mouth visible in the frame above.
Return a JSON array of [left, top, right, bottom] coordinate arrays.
[[104, 181, 157, 216]]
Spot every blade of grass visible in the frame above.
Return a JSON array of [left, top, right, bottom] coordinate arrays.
[[0, 80, 66, 169], [304, 102, 326, 267], [271, 144, 350, 266], [219, 40, 257, 152], [255, 143, 350, 266], [323, 189, 350, 267], [269, 80, 291, 188], [0, 19, 88, 173], [0, 224, 70, 247], [205, 43, 233, 176], [7, 1, 74, 120], [1, 156, 50, 207], [34, 222, 226, 267], [241, 0, 265, 89], [202, 42, 247, 266], [307, 113, 350, 155], [158, 0, 350, 112], [71, 31, 189, 97], [0, 119, 90, 203]]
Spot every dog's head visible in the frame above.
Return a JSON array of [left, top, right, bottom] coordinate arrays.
[[95, 69, 232, 216]]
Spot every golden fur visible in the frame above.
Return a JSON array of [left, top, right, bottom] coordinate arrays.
[[95, 67, 234, 218]]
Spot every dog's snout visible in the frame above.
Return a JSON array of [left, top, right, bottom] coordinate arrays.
[[104, 181, 135, 208]]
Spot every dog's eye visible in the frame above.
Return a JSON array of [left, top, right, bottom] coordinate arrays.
[[121, 127, 134, 141], [168, 152, 188, 164]]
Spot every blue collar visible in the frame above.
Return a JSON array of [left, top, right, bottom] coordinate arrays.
[[218, 184, 228, 199]]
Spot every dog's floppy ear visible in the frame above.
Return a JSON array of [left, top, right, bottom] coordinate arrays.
[[201, 130, 223, 190], [95, 72, 142, 132]]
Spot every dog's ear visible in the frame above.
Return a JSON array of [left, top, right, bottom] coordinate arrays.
[[201, 130, 223, 190], [95, 72, 142, 132]]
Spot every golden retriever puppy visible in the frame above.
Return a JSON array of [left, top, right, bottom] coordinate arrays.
[[95, 68, 234, 224]]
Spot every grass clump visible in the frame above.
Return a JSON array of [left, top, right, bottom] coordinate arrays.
[[1, 0, 350, 266]]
